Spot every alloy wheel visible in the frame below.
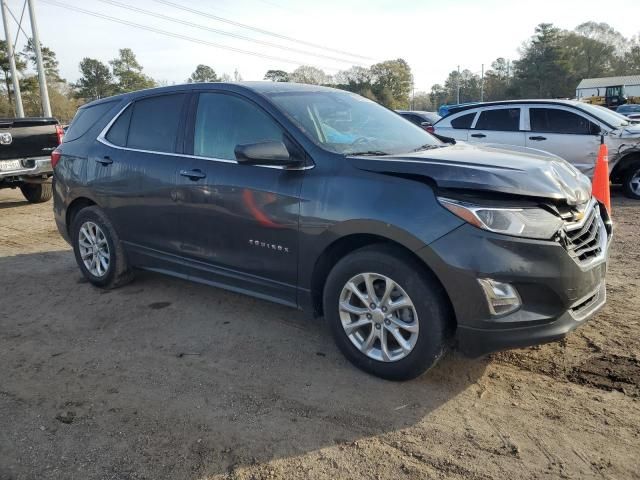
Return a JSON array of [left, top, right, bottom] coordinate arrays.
[[78, 221, 110, 278], [339, 272, 419, 362], [629, 169, 640, 196]]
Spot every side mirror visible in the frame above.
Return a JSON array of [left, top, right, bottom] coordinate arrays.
[[420, 121, 432, 127], [234, 141, 300, 167]]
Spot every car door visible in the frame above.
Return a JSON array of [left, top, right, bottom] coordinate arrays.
[[175, 91, 304, 305], [525, 106, 601, 173], [94, 92, 188, 260], [467, 107, 525, 146]]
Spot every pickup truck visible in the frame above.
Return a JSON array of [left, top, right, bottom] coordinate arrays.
[[0, 117, 63, 203]]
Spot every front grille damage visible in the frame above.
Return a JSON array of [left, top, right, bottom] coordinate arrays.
[[559, 201, 604, 264]]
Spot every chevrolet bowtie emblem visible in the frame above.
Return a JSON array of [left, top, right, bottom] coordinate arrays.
[[0, 132, 12, 145]]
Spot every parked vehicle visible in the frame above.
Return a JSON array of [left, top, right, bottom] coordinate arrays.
[[396, 110, 440, 131], [617, 104, 640, 121], [433, 100, 640, 199], [53, 83, 611, 380], [0, 117, 63, 203], [580, 85, 640, 109]]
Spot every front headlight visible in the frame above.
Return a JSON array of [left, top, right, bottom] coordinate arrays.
[[438, 198, 564, 239]]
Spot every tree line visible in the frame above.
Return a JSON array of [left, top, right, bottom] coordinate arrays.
[[424, 22, 640, 110], [1, 20, 639, 121]]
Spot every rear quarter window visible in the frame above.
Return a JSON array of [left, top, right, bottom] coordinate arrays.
[[64, 100, 118, 142], [105, 105, 133, 146]]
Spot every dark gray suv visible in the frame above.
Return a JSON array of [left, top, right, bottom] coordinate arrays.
[[53, 82, 611, 380]]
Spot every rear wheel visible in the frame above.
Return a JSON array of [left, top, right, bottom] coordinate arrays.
[[71, 206, 133, 289], [323, 245, 452, 380], [20, 182, 52, 203], [622, 163, 640, 199]]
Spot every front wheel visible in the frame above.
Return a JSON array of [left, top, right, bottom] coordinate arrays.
[[622, 163, 640, 199], [323, 245, 452, 380]]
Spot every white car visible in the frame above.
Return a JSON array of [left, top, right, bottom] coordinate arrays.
[[433, 100, 640, 199]]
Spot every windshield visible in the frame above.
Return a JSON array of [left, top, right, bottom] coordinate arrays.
[[575, 102, 630, 128], [266, 90, 441, 155]]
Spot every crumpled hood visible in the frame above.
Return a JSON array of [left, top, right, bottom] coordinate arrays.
[[609, 123, 640, 142], [348, 143, 592, 205], [612, 123, 640, 139]]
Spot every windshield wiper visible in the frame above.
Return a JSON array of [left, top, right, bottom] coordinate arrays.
[[411, 143, 441, 152], [347, 150, 390, 156]]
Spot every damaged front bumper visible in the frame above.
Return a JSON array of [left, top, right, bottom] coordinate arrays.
[[418, 201, 612, 357]]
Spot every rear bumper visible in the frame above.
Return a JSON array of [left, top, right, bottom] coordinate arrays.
[[0, 156, 52, 182], [418, 207, 611, 357]]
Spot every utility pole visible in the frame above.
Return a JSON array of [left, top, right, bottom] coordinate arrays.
[[1, 0, 24, 117], [27, 0, 51, 117], [411, 79, 415, 110], [480, 63, 484, 102], [456, 65, 460, 104]]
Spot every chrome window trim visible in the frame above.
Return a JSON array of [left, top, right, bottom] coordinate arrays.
[[96, 100, 313, 171]]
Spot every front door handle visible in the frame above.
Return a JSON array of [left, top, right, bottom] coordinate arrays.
[[96, 156, 113, 165], [529, 136, 547, 141], [180, 169, 206, 180], [471, 133, 486, 138]]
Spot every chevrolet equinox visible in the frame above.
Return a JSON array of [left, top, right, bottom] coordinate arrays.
[[53, 82, 611, 380]]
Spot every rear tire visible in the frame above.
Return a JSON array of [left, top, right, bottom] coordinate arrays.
[[20, 182, 52, 203], [323, 244, 452, 380], [622, 163, 640, 199], [71, 206, 134, 289]]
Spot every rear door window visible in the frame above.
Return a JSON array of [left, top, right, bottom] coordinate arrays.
[[475, 108, 520, 131], [450, 112, 476, 129], [530, 108, 598, 134], [193, 92, 283, 160], [126, 94, 186, 153], [65, 100, 117, 142]]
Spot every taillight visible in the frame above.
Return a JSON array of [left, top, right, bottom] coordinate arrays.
[[55, 124, 64, 144], [51, 148, 61, 169], [426, 125, 435, 134]]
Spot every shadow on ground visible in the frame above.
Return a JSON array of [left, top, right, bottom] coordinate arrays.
[[0, 250, 487, 479]]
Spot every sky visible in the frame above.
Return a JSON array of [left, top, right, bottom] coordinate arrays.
[[4, 0, 640, 93]]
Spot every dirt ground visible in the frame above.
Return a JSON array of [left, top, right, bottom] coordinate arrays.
[[1, 187, 639, 480]]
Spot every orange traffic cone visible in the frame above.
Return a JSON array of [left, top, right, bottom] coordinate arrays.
[[591, 135, 611, 214]]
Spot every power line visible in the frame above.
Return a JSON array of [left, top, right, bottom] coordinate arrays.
[[40, 0, 344, 71], [152, 0, 372, 62], [95, 0, 367, 67]]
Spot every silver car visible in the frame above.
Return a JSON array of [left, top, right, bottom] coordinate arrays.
[[433, 100, 640, 199]]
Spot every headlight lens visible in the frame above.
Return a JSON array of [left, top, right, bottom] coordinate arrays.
[[438, 198, 564, 239]]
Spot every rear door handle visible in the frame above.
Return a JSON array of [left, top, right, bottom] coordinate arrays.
[[529, 136, 547, 141], [180, 169, 206, 180], [96, 156, 113, 165], [471, 133, 486, 138]]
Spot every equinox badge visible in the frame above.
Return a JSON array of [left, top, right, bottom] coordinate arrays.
[[249, 239, 289, 253]]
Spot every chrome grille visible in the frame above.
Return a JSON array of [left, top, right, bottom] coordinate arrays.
[[563, 202, 602, 264]]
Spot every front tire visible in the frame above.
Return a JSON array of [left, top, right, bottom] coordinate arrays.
[[622, 163, 640, 199], [71, 206, 133, 289], [20, 182, 52, 203], [323, 245, 452, 380]]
